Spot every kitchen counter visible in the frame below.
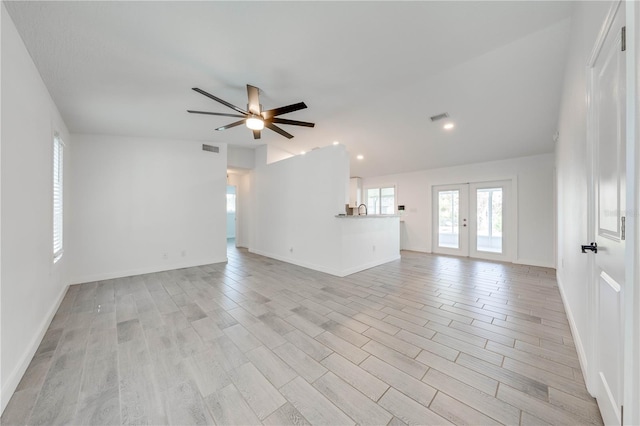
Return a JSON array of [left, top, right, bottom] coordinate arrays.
[[335, 214, 400, 219], [333, 214, 400, 276]]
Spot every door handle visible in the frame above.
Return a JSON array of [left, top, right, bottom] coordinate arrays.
[[581, 242, 598, 253]]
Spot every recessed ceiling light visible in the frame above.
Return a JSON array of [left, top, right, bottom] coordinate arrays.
[[443, 123, 454, 130], [357, 154, 364, 160], [300, 151, 306, 155], [333, 141, 339, 145]]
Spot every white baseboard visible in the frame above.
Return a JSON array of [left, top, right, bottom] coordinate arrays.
[[69, 257, 228, 284], [399, 251, 553, 269], [400, 246, 429, 253], [339, 255, 402, 277], [556, 272, 594, 396], [1, 283, 69, 414], [249, 249, 400, 277], [249, 249, 344, 276], [514, 258, 556, 268]]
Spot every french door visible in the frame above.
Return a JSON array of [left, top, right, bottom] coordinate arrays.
[[432, 180, 512, 261]]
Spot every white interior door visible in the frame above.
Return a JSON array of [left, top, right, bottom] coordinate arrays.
[[433, 181, 511, 261], [588, 3, 626, 424]]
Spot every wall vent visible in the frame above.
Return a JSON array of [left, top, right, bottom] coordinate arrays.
[[202, 144, 219, 153], [430, 112, 450, 122]]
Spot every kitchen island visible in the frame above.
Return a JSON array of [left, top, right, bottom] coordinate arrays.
[[250, 144, 401, 278], [334, 214, 400, 276]]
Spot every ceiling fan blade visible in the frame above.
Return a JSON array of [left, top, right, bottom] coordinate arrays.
[[215, 119, 246, 131], [265, 122, 294, 139], [187, 110, 246, 118], [192, 88, 248, 115], [270, 117, 315, 128], [262, 102, 307, 119], [247, 85, 261, 115], [253, 130, 261, 140]]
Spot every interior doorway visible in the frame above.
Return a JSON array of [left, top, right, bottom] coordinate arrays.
[[432, 180, 513, 262], [226, 185, 237, 244]]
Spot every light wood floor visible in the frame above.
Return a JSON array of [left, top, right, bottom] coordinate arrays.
[[2, 244, 603, 425]]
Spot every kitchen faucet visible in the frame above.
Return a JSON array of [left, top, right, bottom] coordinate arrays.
[[358, 203, 368, 215]]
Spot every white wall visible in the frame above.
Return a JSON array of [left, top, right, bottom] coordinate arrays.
[[228, 146, 255, 170], [250, 144, 399, 276], [69, 135, 227, 283], [364, 153, 555, 267], [263, 144, 295, 165], [1, 5, 71, 412], [251, 145, 347, 272]]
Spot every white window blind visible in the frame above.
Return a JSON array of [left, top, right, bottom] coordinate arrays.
[[53, 135, 64, 262]]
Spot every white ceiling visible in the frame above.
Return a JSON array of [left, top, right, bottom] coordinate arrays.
[[5, 1, 573, 177]]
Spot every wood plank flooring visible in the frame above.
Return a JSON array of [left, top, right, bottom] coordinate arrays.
[[2, 245, 603, 425]]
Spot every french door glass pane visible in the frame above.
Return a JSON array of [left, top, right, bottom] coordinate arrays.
[[438, 190, 459, 248], [476, 188, 502, 253]]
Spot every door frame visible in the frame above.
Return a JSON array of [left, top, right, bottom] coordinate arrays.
[[469, 180, 515, 263], [432, 183, 470, 256], [627, 3, 639, 424], [431, 178, 516, 263], [623, 1, 639, 423], [586, 1, 639, 423]]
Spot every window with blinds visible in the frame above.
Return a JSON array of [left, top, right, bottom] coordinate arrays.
[[53, 135, 64, 262]]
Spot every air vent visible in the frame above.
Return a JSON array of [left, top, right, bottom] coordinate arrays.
[[430, 112, 450, 122], [202, 144, 219, 153]]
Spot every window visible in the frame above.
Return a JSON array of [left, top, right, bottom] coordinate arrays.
[[226, 193, 236, 213], [476, 187, 503, 253], [53, 135, 64, 262], [366, 186, 395, 215], [437, 190, 460, 248], [226, 185, 236, 213]]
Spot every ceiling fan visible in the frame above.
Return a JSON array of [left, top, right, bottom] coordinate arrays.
[[188, 84, 315, 139]]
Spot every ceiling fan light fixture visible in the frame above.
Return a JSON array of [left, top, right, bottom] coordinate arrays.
[[189, 85, 314, 139], [246, 116, 264, 130]]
